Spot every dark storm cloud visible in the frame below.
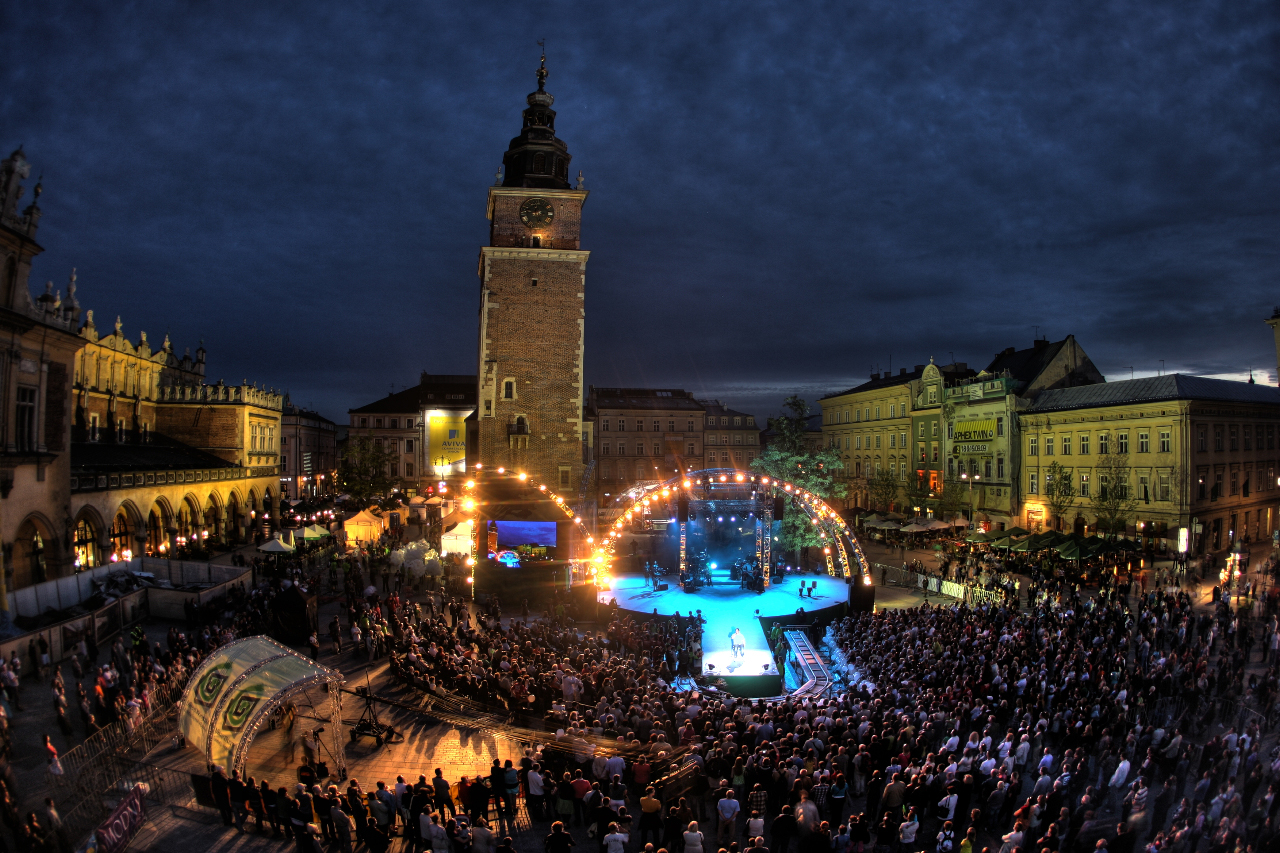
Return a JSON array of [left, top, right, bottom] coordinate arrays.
[[2, 0, 1277, 422]]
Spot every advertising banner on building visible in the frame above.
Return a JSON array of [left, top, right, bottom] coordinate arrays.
[[952, 419, 996, 443], [427, 413, 468, 474]]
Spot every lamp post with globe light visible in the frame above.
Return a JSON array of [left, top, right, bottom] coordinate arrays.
[[960, 471, 980, 527]]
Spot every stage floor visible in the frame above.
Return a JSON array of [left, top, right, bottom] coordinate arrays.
[[597, 574, 848, 687]]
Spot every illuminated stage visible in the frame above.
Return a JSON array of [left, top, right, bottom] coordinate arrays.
[[597, 573, 848, 696]]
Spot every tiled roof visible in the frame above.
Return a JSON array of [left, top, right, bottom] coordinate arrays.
[[1026, 374, 1280, 413], [821, 363, 977, 400], [699, 400, 759, 423], [72, 435, 236, 473], [589, 387, 704, 412], [821, 369, 924, 400], [984, 339, 1068, 384], [350, 375, 477, 414]]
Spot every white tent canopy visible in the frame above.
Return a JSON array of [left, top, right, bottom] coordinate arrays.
[[178, 636, 345, 777], [440, 519, 473, 556]]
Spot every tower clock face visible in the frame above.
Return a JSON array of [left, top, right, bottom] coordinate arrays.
[[519, 197, 555, 228]]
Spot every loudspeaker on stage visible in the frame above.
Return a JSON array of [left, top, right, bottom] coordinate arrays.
[[848, 582, 876, 613]]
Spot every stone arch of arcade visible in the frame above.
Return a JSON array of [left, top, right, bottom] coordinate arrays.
[[599, 468, 871, 583], [67, 473, 281, 568]]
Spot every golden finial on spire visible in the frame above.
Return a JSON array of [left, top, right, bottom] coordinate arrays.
[[536, 39, 548, 91]]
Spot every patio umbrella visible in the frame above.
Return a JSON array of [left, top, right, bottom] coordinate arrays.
[[988, 536, 1013, 549], [1088, 537, 1117, 555], [950, 517, 971, 528], [901, 522, 931, 533], [883, 511, 906, 521], [1010, 537, 1034, 552], [1114, 538, 1140, 552], [877, 521, 902, 531], [303, 524, 330, 540], [257, 536, 294, 553], [925, 518, 951, 530], [966, 531, 991, 543], [1003, 526, 1031, 537], [1056, 540, 1087, 560]]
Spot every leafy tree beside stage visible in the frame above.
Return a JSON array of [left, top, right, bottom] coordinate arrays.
[[751, 396, 847, 558], [337, 433, 399, 506]]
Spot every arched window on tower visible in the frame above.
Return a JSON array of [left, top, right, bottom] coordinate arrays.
[[533, 153, 546, 173]]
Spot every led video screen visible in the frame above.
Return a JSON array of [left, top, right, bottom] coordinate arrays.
[[492, 520, 558, 567]]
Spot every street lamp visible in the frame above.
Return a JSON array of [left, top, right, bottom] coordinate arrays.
[[960, 471, 980, 527]]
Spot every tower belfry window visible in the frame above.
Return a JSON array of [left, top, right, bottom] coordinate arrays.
[[533, 153, 546, 172], [503, 381, 514, 399]]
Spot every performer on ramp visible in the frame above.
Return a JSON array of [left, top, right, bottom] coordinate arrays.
[[729, 627, 746, 658]]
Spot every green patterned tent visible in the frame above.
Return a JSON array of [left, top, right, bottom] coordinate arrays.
[[179, 636, 345, 777]]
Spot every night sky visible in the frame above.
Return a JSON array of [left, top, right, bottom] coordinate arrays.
[[3, 2, 1278, 424]]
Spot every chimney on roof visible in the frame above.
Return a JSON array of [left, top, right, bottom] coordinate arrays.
[[1033, 339, 1049, 351], [1265, 311, 1280, 381], [871, 371, 879, 379], [899, 367, 906, 375], [997, 347, 1015, 358], [914, 365, 924, 372]]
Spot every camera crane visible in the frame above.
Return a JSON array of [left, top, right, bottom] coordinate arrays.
[[340, 668, 399, 746]]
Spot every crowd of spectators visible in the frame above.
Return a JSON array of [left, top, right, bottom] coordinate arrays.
[[307, 562, 1280, 853]]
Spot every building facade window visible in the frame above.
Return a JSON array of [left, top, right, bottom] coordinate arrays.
[[1118, 432, 1129, 454], [1061, 435, 1071, 455], [14, 386, 37, 451], [996, 417, 1004, 437], [1138, 432, 1149, 453], [1099, 433, 1109, 455], [997, 457, 1005, 479], [1045, 436, 1054, 455], [1159, 430, 1170, 453], [1080, 473, 1089, 497], [1080, 433, 1089, 455], [1029, 472, 1038, 495], [1028, 437, 1038, 456]]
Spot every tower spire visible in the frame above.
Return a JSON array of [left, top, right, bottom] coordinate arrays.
[[499, 48, 573, 189]]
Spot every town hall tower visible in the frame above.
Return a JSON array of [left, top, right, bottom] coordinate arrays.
[[476, 54, 588, 496]]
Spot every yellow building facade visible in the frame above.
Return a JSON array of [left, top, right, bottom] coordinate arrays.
[[820, 369, 920, 510], [1019, 375, 1280, 554]]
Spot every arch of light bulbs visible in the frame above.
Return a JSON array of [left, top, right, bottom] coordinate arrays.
[[466, 465, 604, 583], [599, 469, 871, 583]]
